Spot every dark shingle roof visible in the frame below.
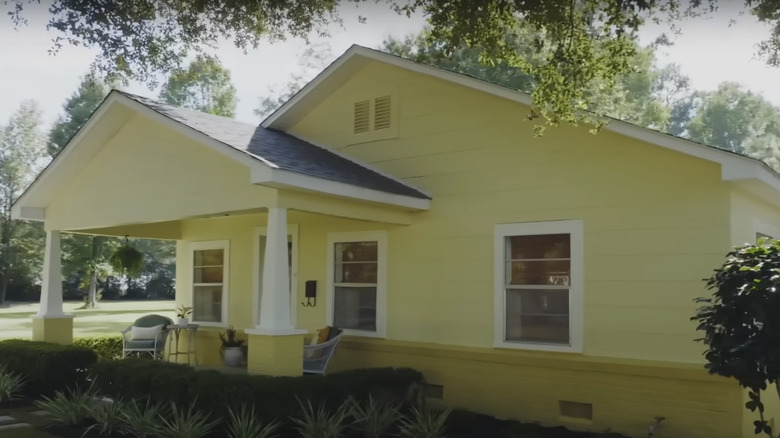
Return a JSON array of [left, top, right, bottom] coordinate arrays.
[[119, 91, 429, 200]]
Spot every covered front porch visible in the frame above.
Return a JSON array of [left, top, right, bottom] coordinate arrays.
[[10, 90, 429, 376]]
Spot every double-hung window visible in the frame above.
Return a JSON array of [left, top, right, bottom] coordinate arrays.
[[327, 231, 387, 337], [494, 220, 583, 352], [191, 240, 229, 325]]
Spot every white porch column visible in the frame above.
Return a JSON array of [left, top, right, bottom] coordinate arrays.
[[38, 230, 64, 317], [32, 230, 73, 344], [256, 207, 294, 332]]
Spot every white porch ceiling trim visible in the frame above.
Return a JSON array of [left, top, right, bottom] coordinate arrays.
[[263, 44, 780, 208]]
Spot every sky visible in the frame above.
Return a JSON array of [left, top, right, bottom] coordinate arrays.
[[0, 2, 778, 128]]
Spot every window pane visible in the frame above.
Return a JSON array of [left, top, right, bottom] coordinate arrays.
[[334, 286, 376, 331], [194, 285, 222, 322], [506, 289, 569, 344], [507, 260, 570, 286], [508, 235, 570, 260], [335, 262, 378, 283], [194, 266, 223, 284], [335, 242, 377, 262], [195, 249, 224, 266]]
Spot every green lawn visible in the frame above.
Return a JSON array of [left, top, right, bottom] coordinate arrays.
[[0, 300, 175, 340]]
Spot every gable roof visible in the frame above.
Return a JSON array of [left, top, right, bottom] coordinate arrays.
[[261, 45, 780, 208], [119, 92, 429, 200]]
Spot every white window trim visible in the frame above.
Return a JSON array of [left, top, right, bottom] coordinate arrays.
[[493, 220, 584, 353], [189, 240, 230, 327], [326, 230, 388, 338], [252, 224, 299, 327]]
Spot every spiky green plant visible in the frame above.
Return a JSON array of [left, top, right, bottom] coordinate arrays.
[[34, 386, 99, 426], [0, 366, 25, 404], [398, 406, 451, 438], [349, 395, 400, 438], [291, 398, 353, 438], [159, 401, 219, 438], [227, 403, 280, 438], [85, 399, 131, 436], [121, 399, 166, 438]]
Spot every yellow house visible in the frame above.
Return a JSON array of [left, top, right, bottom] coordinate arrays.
[[13, 45, 780, 437]]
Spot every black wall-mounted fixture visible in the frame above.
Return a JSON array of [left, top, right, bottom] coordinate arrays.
[[302, 280, 317, 307]]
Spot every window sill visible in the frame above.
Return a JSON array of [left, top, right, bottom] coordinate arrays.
[[340, 328, 386, 339], [493, 340, 582, 353]]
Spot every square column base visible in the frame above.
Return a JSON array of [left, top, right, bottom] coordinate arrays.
[[246, 331, 305, 376], [32, 315, 74, 345]]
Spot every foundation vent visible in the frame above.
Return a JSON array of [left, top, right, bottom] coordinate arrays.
[[353, 100, 370, 134], [422, 383, 444, 400], [559, 400, 593, 421]]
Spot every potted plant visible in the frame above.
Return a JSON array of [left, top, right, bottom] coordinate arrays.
[[220, 326, 245, 367], [176, 305, 192, 326]]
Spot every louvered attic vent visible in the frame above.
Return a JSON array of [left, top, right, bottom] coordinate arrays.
[[354, 100, 370, 134], [374, 95, 392, 130]]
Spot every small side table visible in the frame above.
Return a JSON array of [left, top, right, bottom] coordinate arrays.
[[167, 324, 199, 365]]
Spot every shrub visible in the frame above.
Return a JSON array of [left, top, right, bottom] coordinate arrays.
[[90, 359, 424, 421], [34, 385, 100, 426], [74, 336, 123, 361], [349, 394, 399, 438], [0, 340, 97, 395], [398, 406, 450, 438], [291, 398, 352, 438], [86, 399, 131, 436], [121, 399, 165, 438], [158, 400, 219, 438], [227, 404, 280, 438], [0, 365, 25, 404]]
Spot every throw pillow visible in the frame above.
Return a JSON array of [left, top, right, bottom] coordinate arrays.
[[316, 326, 331, 344], [130, 324, 164, 341]]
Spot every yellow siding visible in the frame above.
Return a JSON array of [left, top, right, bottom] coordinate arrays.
[[329, 339, 742, 438], [45, 113, 276, 231], [730, 189, 780, 245], [175, 210, 389, 365], [288, 60, 731, 364]]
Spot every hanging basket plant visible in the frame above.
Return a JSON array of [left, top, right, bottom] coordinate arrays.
[[109, 236, 144, 278]]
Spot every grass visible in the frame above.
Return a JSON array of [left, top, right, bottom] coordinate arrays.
[[0, 300, 175, 340]]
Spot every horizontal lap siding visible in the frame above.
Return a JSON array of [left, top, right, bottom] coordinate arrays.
[[329, 340, 742, 438], [287, 61, 739, 435]]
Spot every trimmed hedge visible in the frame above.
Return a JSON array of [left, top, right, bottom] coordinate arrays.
[[91, 359, 424, 419], [0, 340, 98, 396], [73, 336, 123, 361]]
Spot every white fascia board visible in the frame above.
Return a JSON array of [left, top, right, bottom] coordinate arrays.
[[252, 167, 430, 211], [12, 207, 45, 221]]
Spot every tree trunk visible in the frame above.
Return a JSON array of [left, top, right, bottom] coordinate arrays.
[[86, 269, 98, 309]]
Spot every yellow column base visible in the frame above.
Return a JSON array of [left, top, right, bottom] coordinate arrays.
[[246, 331, 306, 376], [31, 315, 74, 345]]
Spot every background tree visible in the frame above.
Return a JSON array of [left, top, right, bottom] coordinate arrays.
[[0, 101, 47, 306], [47, 75, 110, 156], [693, 240, 780, 438], [681, 83, 780, 157], [7, 0, 780, 132], [61, 234, 117, 308], [159, 55, 238, 117], [255, 43, 333, 118]]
